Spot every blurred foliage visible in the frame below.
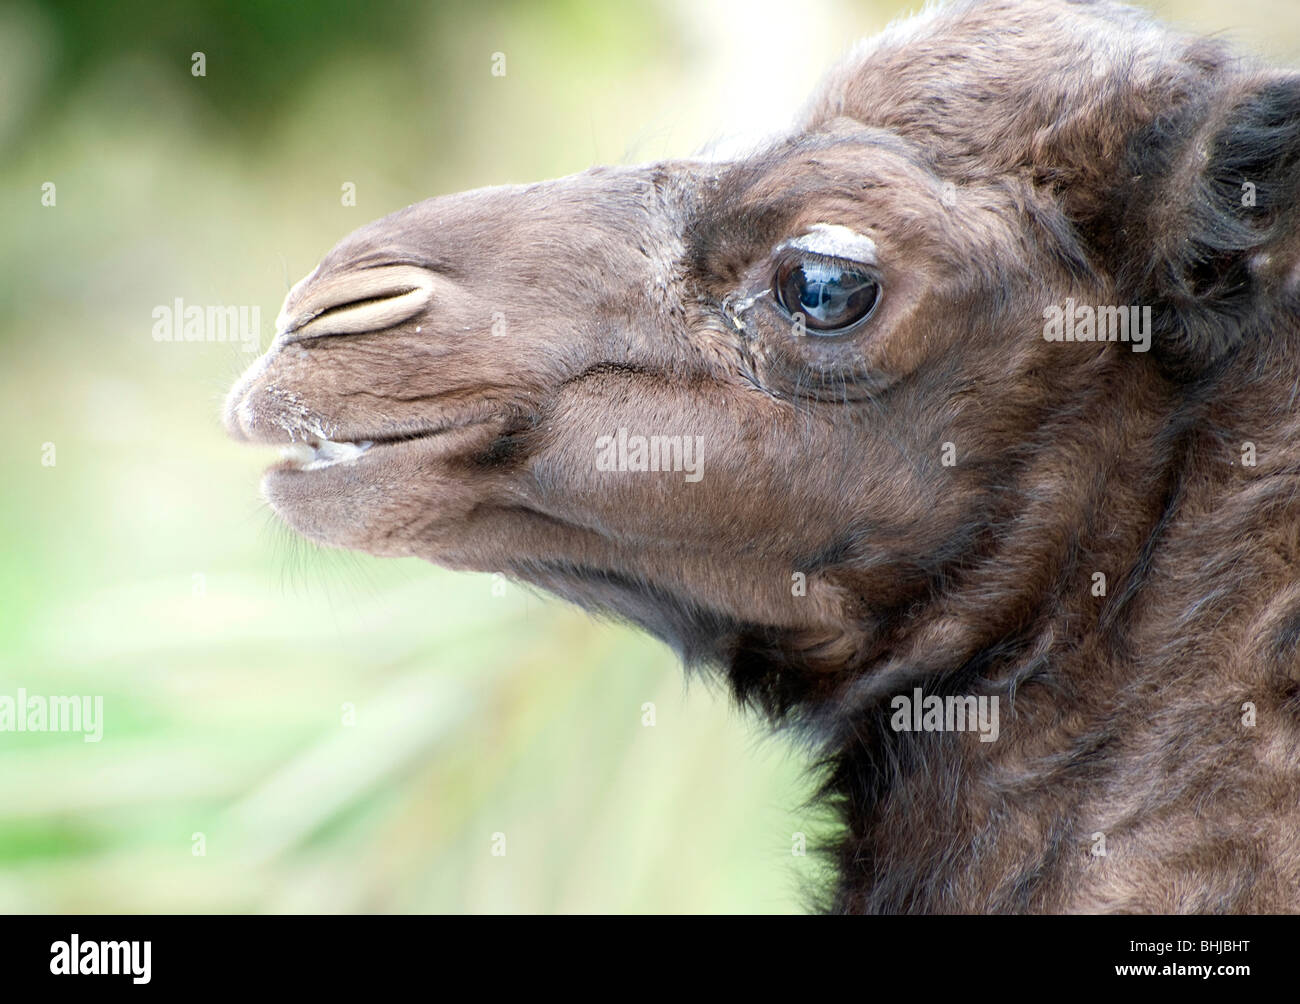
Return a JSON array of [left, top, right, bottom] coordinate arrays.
[[1, 0, 1297, 913], [24, 0, 439, 129]]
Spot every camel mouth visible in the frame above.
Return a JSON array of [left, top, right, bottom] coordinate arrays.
[[262, 418, 501, 476], [267, 429, 442, 474], [277, 438, 374, 472]]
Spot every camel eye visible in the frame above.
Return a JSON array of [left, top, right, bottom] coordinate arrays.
[[773, 254, 880, 332]]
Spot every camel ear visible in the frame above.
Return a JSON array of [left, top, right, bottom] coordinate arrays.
[[1108, 74, 1300, 377]]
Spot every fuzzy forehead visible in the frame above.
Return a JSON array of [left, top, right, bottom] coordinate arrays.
[[822, 0, 1170, 91], [803, 0, 1202, 163]]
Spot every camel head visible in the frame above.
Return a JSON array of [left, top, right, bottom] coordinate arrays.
[[225, 0, 1300, 713]]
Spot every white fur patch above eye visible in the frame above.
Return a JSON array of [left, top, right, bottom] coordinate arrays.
[[780, 223, 878, 264]]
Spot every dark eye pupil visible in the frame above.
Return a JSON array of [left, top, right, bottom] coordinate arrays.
[[775, 257, 879, 332]]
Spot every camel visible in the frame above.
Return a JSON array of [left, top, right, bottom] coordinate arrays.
[[225, 0, 1300, 912]]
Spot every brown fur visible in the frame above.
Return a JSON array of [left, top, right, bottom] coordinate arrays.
[[226, 0, 1300, 912]]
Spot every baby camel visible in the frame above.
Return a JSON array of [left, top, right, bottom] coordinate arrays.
[[226, 0, 1300, 912]]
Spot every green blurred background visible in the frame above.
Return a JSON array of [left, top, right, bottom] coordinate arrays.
[[1, 0, 1296, 913]]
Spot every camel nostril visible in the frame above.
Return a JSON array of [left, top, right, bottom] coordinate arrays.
[[276, 263, 435, 340]]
